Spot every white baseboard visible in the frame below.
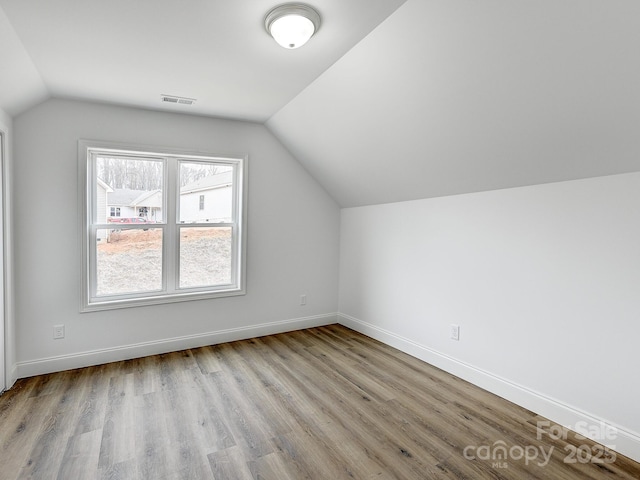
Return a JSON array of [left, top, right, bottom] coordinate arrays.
[[338, 312, 640, 464], [16, 313, 337, 379]]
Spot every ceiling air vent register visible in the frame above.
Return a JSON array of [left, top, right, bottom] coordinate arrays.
[[161, 95, 196, 105]]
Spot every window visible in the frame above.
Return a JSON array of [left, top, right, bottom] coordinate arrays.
[[79, 141, 247, 311]]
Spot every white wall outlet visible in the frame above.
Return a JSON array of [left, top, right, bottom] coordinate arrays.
[[451, 324, 460, 341], [300, 294, 307, 306], [53, 324, 65, 339]]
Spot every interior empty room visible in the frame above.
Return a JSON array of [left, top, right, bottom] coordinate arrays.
[[0, 1, 639, 479]]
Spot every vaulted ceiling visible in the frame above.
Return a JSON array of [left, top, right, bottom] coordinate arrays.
[[2, 0, 639, 207], [268, 0, 640, 206], [0, 0, 406, 120]]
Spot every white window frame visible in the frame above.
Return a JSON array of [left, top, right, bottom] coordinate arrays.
[[79, 140, 247, 312]]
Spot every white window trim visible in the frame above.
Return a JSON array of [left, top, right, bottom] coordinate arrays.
[[78, 140, 248, 312]]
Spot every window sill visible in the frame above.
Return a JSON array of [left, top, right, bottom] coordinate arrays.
[[81, 287, 246, 312]]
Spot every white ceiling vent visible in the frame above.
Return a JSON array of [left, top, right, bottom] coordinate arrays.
[[161, 94, 196, 105]]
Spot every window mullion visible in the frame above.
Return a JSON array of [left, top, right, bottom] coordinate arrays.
[[164, 157, 178, 293]]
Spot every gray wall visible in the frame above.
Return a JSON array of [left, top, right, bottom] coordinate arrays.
[[13, 99, 340, 374], [339, 172, 640, 460]]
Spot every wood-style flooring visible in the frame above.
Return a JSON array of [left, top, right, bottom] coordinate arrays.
[[1, 324, 639, 479]]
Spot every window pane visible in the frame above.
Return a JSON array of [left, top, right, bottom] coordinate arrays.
[[96, 228, 163, 296], [179, 227, 232, 288], [96, 156, 164, 223], [179, 163, 233, 223]]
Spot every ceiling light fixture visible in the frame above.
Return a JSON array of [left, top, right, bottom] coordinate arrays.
[[265, 3, 321, 49]]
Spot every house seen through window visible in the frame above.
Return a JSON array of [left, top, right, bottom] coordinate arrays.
[[81, 141, 247, 311]]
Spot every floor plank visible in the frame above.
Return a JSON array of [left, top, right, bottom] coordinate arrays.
[[0, 324, 638, 479]]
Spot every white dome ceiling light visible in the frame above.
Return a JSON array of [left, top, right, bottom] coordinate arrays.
[[265, 4, 321, 49]]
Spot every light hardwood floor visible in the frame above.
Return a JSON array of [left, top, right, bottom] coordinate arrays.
[[1, 324, 638, 479]]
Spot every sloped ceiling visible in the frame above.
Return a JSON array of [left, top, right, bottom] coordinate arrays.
[[267, 0, 640, 207], [0, 7, 48, 115], [0, 0, 406, 121], [2, 0, 639, 208]]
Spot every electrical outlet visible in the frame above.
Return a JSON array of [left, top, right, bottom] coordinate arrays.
[[300, 294, 307, 306], [450, 324, 460, 341], [53, 324, 65, 339]]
